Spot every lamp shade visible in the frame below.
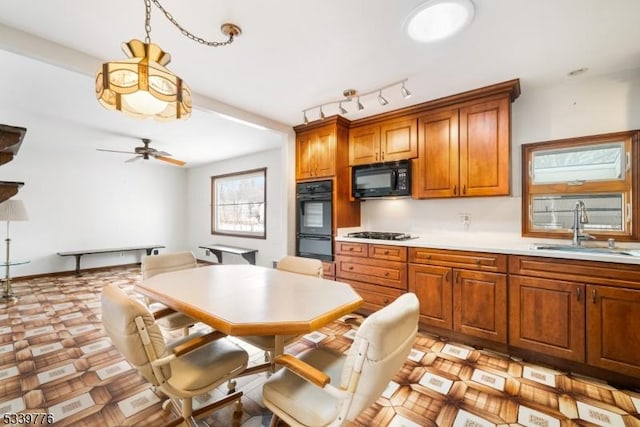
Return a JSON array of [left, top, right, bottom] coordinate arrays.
[[0, 199, 28, 221]]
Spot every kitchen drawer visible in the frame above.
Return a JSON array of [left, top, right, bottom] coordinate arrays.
[[322, 261, 335, 278], [342, 279, 404, 314], [335, 241, 368, 257], [409, 247, 507, 273], [368, 244, 407, 262], [335, 255, 407, 290], [509, 255, 640, 289]]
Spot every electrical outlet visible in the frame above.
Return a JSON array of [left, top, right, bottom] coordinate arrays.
[[459, 213, 471, 224], [205, 249, 211, 256], [153, 249, 158, 255]]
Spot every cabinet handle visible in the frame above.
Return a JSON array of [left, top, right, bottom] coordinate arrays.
[[453, 185, 457, 195], [383, 298, 389, 304], [375, 153, 378, 161], [463, 185, 467, 195], [445, 271, 450, 282], [577, 288, 581, 301], [384, 250, 389, 255], [384, 272, 389, 277], [475, 259, 481, 266], [348, 266, 354, 270], [455, 272, 460, 283], [349, 247, 354, 251], [381, 152, 385, 161], [592, 289, 597, 303]]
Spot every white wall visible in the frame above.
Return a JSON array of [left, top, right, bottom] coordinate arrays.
[[361, 67, 640, 236], [186, 145, 292, 267], [0, 110, 189, 277]]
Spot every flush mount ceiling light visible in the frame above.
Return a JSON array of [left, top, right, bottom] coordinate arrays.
[[301, 79, 410, 124], [96, 0, 241, 121], [406, 0, 475, 43]]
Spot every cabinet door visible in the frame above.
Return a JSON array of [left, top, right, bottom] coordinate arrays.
[[296, 132, 314, 180], [509, 276, 585, 362], [380, 118, 417, 162], [413, 109, 459, 198], [587, 285, 640, 377], [349, 125, 380, 165], [408, 264, 453, 330], [459, 97, 510, 196], [453, 269, 507, 343], [313, 127, 336, 178]]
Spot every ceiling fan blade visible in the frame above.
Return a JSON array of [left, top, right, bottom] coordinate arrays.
[[155, 155, 186, 166], [97, 149, 136, 154], [155, 150, 171, 156], [125, 155, 142, 163]]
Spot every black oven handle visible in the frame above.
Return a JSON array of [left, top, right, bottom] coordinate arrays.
[[391, 169, 399, 190], [297, 235, 331, 241]]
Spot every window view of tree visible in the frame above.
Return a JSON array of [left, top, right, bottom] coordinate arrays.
[[211, 168, 266, 238]]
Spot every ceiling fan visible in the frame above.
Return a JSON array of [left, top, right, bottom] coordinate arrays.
[[97, 138, 186, 166]]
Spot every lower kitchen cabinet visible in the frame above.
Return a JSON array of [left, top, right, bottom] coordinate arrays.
[[408, 247, 508, 344], [508, 275, 585, 362], [587, 285, 640, 377], [335, 242, 407, 314], [322, 261, 335, 279]]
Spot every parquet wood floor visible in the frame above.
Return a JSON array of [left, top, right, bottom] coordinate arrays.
[[1, 265, 639, 426]]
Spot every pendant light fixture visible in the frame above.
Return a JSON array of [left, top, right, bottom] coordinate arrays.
[[96, 0, 241, 121]]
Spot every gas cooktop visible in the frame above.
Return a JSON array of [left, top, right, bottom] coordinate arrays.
[[346, 231, 415, 241]]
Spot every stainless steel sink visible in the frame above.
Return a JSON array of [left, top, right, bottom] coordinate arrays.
[[532, 243, 640, 256]]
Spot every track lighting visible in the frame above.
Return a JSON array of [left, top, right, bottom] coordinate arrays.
[[377, 90, 389, 106], [300, 79, 411, 124]]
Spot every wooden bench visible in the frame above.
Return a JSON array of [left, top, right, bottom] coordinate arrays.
[[198, 244, 258, 265], [57, 244, 165, 275]]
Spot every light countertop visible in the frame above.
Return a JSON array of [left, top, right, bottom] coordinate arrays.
[[335, 230, 640, 265]]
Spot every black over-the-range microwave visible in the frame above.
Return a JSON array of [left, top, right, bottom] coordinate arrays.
[[352, 160, 411, 199]]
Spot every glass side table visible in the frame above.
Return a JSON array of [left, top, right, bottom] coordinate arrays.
[[1, 259, 30, 303]]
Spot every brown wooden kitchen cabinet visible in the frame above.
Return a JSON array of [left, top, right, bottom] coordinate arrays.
[[335, 242, 407, 314], [409, 247, 508, 344], [508, 275, 585, 362], [413, 96, 511, 198], [348, 117, 418, 166], [509, 255, 640, 381], [587, 285, 640, 377], [322, 261, 335, 279], [296, 124, 336, 180]]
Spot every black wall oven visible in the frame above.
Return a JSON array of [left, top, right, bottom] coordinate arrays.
[[296, 180, 333, 261]]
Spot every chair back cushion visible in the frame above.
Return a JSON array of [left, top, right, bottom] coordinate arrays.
[[101, 284, 168, 385], [277, 255, 323, 277], [340, 293, 419, 420], [141, 251, 197, 280]]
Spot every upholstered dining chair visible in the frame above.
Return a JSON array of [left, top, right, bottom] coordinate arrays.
[[141, 251, 199, 336], [101, 284, 249, 424], [238, 255, 323, 364], [262, 292, 419, 427]]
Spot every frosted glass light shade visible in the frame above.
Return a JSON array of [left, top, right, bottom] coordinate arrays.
[[0, 199, 28, 222], [406, 0, 475, 43], [96, 39, 192, 121]]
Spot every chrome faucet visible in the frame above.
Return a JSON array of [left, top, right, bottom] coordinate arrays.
[[572, 200, 594, 246]]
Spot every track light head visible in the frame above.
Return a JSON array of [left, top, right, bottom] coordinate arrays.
[[320, 106, 326, 120], [303, 111, 309, 125], [377, 90, 389, 106], [356, 97, 364, 111], [401, 83, 412, 99], [339, 102, 348, 115]]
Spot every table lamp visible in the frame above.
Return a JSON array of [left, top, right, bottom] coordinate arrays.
[[0, 199, 28, 302]]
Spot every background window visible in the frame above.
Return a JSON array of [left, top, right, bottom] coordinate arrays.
[[211, 168, 266, 238]]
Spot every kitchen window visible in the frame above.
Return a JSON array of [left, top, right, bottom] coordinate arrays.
[[522, 130, 639, 241], [211, 168, 266, 238]]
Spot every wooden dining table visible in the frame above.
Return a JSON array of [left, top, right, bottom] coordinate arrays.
[[135, 264, 363, 370]]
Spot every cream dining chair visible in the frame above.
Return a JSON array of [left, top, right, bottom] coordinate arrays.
[[238, 255, 323, 364], [262, 292, 419, 427], [101, 284, 249, 425], [141, 251, 199, 336]]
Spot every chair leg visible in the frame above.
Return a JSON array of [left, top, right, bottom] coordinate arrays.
[[181, 397, 193, 419], [182, 326, 190, 336], [269, 413, 280, 427]]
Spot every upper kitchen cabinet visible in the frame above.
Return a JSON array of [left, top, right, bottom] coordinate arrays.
[[296, 123, 338, 180], [348, 117, 417, 166], [413, 96, 511, 198]]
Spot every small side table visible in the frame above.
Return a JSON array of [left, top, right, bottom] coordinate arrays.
[[1, 259, 30, 303]]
